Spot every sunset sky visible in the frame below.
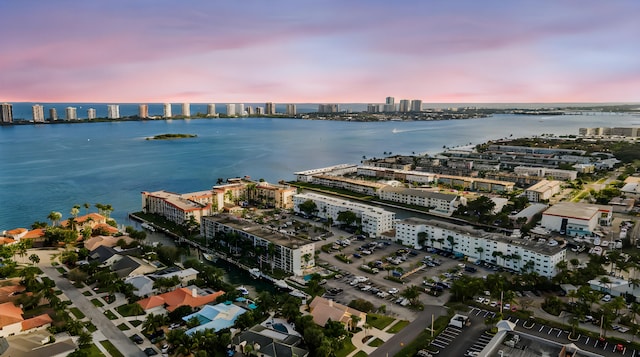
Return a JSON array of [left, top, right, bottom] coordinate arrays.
[[1, 1, 639, 103]]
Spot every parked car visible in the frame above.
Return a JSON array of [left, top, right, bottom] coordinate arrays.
[[388, 288, 399, 294], [130, 334, 144, 344]]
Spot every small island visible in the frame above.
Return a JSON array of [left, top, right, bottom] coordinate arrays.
[[146, 133, 197, 140]]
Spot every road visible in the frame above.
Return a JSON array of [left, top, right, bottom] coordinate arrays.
[[41, 265, 147, 357], [369, 304, 447, 357]]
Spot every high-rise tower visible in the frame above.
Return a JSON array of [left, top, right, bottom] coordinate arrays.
[[0, 103, 13, 124], [32, 104, 45, 122], [163, 103, 172, 118], [107, 104, 120, 119]]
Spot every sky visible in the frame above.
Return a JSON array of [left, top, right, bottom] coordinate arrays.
[[1, 1, 639, 104]]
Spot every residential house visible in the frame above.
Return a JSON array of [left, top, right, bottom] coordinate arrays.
[[0, 302, 52, 338], [182, 303, 247, 335], [137, 286, 223, 314], [309, 296, 366, 330]]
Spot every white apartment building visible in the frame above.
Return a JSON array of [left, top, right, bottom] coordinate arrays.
[[395, 218, 566, 278], [226, 104, 236, 116], [201, 215, 315, 276], [308, 175, 386, 196], [524, 180, 562, 202], [32, 104, 45, 122], [87, 108, 96, 119], [286, 104, 296, 115], [107, 104, 120, 119], [293, 192, 395, 237], [141, 190, 213, 224], [182, 103, 191, 117], [237, 104, 245, 116], [541, 202, 612, 237], [295, 164, 359, 182], [356, 166, 437, 184], [212, 180, 297, 211], [163, 103, 172, 118], [65, 107, 77, 120], [207, 104, 216, 116], [514, 166, 577, 181], [377, 186, 459, 215], [139, 104, 149, 118]]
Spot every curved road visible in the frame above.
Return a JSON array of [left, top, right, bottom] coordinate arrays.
[[370, 304, 447, 357], [41, 265, 147, 357]]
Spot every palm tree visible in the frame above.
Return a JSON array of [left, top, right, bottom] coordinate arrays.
[[401, 285, 422, 306], [71, 205, 80, 218], [475, 247, 484, 262], [83, 202, 90, 215], [28, 254, 40, 266], [599, 276, 612, 294], [47, 211, 62, 227]]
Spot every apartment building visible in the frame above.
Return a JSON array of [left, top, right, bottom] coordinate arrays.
[[141, 190, 213, 224], [293, 192, 395, 237], [514, 166, 578, 181], [395, 217, 565, 277], [524, 180, 562, 202], [356, 166, 436, 184], [295, 164, 359, 182], [377, 186, 459, 215], [212, 180, 297, 211], [308, 175, 386, 196], [201, 214, 315, 276]]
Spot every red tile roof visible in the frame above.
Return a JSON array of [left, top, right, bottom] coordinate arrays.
[[21, 313, 52, 331], [137, 287, 224, 312]]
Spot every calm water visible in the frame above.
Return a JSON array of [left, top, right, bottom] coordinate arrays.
[[2, 114, 639, 229]]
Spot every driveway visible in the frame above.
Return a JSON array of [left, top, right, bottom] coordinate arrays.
[[40, 265, 147, 357]]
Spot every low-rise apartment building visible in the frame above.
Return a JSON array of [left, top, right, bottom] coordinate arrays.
[[201, 214, 315, 276], [308, 175, 385, 196], [514, 166, 577, 181], [212, 180, 297, 211], [395, 218, 565, 278], [141, 190, 212, 224], [524, 180, 562, 202], [436, 174, 515, 193], [294, 164, 358, 182], [377, 186, 459, 216], [292, 192, 395, 237], [356, 166, 437, 184]]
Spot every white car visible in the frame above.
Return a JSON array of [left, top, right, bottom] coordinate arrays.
[[476, 297, 485, 304], [388, 288, 399, 294], [602, 294, 611, 302], [360, 285, 372, 292], [490, 301, 498, 307], [503, 303, 510, 310]]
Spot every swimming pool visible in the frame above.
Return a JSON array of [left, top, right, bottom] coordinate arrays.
[[272, 323, 288, 333]]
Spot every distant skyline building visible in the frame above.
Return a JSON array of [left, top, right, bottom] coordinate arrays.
[[237, 103, 245, 116], [107, 104, 120, 119], [1, 103, 13, 124], [49, 108, 58, 121], [384, 96, 396, 112], [246, 106, 254, 115], [182, 102, 190, 117], [410, 99, 422, 112], [285, 104, 296, 116], [255, 107, 263, 115], [265, 102, 276, 115], [318, 104, 339, 113], [399, 99, 410, 113], [32, 104, 45, 122], [367, 104, 380, 113], [226, 104, 236, 116], [207, 103, 216, 116], [163, 103, 172, 118], [87, 108, 96, 119], [65, 107, 77, 120], [139, 104, 149, 118]]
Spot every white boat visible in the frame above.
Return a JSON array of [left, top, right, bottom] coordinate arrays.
[[594, 237, 601, 246], [141, 223, 155, 232], [237, 286, 249, 295], [274, 279, 290, 290], [203, 253, 217, 263], [249, 268, 262, 279], [600, 240, 609, 247], [289, 290, 306, 298]]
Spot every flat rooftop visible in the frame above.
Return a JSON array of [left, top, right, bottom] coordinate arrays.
[[544, 202, 612, 220], [206, 215, 314, 249]]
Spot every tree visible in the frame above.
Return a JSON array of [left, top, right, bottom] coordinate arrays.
[[47, 211, 62, 227], [401, 285, 422, 306], [298, 199, 318, 217], [28, 253, 40, 266], [336, 210, 358, 228], [71, 205, 80, 218], [417, 232, 428, 248]]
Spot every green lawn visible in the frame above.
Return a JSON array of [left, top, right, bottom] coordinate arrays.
[[56, 267, 66, 274], [352, 352, 368, 357], [130, 320, 143, 327], [387, 320, 410, 333], [78, 344, 106, 357], [100, 340, 124, 357], [85, 322, 97, 333], [116, 303, 145, 317], [82, 291, 93, 296], [91, 298, 104, 307], [117, 322, 130, 331], [368, 338, 385, 347], [104, 310, 118, 320], [69, 307, 85, 319], [335, 339, 357, 357], [366, 313, 396, 330]]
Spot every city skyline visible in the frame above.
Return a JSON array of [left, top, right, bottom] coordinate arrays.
[[1, 1, 639, 103]]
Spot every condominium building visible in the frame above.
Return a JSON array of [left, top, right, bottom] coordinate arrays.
[[49, 108, 58, 121], [398, 99, 410, 113], [356, 166, 437, 184], [139, 104, 149, 118], [410, 100, 422, 112], [87, 108, 96, 119], [377, 186, 459, 216], [182, 103, 190, 117], [318, 104, 339, 113], [295, 164, 359, 182], [32, 104, 45, 122], [396, 218, 565, 277], [293, 192, 396, 237], [201, 214, 315, 276], [226, 104, 236, 116], [307, 175, 386, 196], [163, 103, 172, 118], [141, 190, 213, 224], [524, 180, 562, 202], [0, 103, 12, 124], [237, 104, 245, 116], [384, 97, 395, 112], [212, 180, 297, 212], [367, 104, 381, 113], [514, 166, 577, 181], [246, 106, 254, 115], [107, 104, 120, 119], [207, 104, 216, 116], [65, 107, 77, 120], [265, 102, 276, 115], [255, 107, 263, 115], [541, 202, 612, 236], [285, 104, 296, 116]]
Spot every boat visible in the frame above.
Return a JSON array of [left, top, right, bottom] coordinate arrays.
[[141, 223, 155, 232], [600, 240, 610, 247], [236, 286, 249, 295], [289, 290, 306, 298], [203, 253, 218, 263], [594, 237, 601, 246], [274, 279, 291, 290], [249, 268, 262, 279]]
